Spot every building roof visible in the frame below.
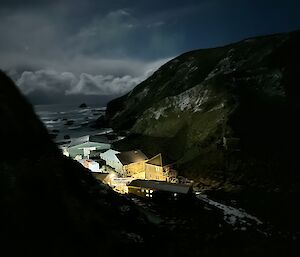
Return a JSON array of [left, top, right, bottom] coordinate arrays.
[[116, 150, 148, 165], [69, 135, 110, 147], [128, 179, 191, 194], [146, 154, 162, 166], [89, 135, 110, 144], [69, 141, 109, 150], [101, 149, 120, 155], [92, 173, 110, 182]]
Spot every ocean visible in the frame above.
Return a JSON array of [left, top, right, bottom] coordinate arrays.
[[34, 104, 109, 143]]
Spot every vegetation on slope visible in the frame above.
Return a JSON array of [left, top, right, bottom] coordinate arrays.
[[108, 30, 300, 191], [108, 31, 300, 233]]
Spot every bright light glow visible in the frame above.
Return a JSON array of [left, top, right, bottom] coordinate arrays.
[[108, 173, 114, 179]]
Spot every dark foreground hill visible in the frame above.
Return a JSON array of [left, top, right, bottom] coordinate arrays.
[[0, 71, 151, 256]]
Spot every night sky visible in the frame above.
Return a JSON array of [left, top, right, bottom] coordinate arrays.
[[1, 0, 300, 104]]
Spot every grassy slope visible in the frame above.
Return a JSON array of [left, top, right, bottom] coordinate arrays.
[[109, 31, 300, 188], [106, 45, 231, 129], [110, 31, 300, 230]]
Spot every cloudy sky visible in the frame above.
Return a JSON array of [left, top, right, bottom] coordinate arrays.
[[1, 0, 300, 105]]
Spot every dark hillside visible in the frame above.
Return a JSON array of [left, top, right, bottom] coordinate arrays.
[[107, 30, 300, 190], [107, 30, 300, 232], [0, 71, 149, 256]]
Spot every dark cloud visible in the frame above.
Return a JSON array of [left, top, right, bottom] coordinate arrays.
[[15, 57, 170, 104], [0, 0, 300, 104]]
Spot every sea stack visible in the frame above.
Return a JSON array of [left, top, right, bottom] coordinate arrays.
[[79, 103, 87, 108]]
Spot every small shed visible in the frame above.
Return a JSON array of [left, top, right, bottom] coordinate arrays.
[[222, 137, 241, 151]]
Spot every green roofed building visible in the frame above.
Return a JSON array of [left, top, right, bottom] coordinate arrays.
[[66, 141, 111, 159]]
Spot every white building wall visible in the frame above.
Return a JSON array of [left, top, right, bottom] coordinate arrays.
[[100, 149, 123, 173], [89, 161, 100, 172]]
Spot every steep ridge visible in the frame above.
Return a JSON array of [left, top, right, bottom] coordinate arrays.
[[106, 30, 300, 191]]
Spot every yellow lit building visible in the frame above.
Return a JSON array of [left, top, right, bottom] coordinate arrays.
[[145, 154, 168, 181], [100, 149, 177, 183], [132, 171, 146, 180], [115, 150, 148, 177]]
